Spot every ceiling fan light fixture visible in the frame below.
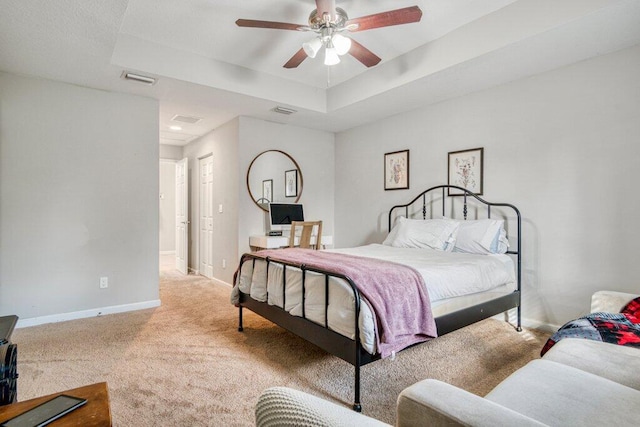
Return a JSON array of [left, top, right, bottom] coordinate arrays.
[[324, 46, 340, 66], [302, 37, 323, 59], [237, 5, 423, 69], [332, 34, 351, 56]]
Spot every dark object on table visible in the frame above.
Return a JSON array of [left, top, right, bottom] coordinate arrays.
[[0, 317, 17, 346], [0, 395, 86, 427], [0, 316, 18, 406], [0, 382, 112, 427]]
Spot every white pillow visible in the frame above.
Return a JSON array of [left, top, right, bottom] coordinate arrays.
[[494, 228, 509, 253], [451, 218, 509, 254], [383, 217, 459, 251]]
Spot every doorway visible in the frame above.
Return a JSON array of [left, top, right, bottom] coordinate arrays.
[[175, 158, 189, 274], [159, 159, 177, 257], [199, 155, 214, 278]]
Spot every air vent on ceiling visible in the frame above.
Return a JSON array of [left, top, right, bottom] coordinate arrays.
[[271, 106, 297, 115], [171, 114, 203, 124], [121, 71, 157, 85]]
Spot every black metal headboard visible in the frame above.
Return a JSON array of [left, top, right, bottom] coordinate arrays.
[[388, 184, 522, 295]]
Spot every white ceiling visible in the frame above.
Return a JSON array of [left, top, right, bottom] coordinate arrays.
[[1, 0, 640, 146]]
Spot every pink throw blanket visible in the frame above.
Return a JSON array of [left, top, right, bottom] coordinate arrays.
[[257, 248, 437, 358]]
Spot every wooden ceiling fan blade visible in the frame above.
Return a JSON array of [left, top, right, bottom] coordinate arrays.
[[346, 6, 422, 32], [315, 0, 336, 19], [348, 39, 381, 68], [283, 48, 308, 69], [235, 19, 305, 31]]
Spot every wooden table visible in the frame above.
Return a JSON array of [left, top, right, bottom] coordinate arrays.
[[0, 382, 112, 426]]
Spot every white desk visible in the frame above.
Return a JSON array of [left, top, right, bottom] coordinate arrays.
[[249, 235, 333, 251]]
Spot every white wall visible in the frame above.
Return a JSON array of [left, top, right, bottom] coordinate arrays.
[[159, 160, 176, 253], [0, 72, 160, 323], [159, 144, 183, 160], [182, 118, 239, 284], [335, 44, 640, 329], [238, 116, 335, 256]]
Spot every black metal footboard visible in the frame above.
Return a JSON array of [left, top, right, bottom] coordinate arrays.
[[235, 253, 377, 411]]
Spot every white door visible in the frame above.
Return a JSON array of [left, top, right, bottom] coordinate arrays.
[[199, 156, 214, 278], [175, 158, 189, 274]]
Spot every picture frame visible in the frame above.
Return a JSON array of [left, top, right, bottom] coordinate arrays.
[[285, 169, 298, 198], [384, 149, 410, 190], [448, 147, 484, 195], [262, 179, 273, 202]]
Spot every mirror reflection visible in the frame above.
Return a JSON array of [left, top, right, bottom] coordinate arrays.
[[246, 150, 303, 211]]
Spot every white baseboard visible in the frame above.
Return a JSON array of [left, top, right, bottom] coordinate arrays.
[[16, 299, 162, 329], [159, 250, 176, 255], [491, 311, 559, 334], [521, 317, 561, 334], [211, 277, 232, 288]]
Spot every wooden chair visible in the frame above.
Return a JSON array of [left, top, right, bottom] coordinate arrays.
[[289, 221, 323, 250]]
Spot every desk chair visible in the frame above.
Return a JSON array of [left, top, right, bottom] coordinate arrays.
[[289, 221, 323, 250]]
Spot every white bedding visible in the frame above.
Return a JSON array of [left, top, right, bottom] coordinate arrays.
[[330, 244, 515, 302], [234, 244, 515, 355]]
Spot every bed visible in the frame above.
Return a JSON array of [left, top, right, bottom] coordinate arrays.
[[231, 185, 521, 411]]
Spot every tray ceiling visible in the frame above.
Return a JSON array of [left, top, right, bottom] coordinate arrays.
[[1, 0, 639, 144]]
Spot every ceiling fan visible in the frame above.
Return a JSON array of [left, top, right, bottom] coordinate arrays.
[[236, 0, 423, 68]]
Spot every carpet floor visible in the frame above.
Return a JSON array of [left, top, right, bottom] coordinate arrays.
[[11, 263, 549, 426]]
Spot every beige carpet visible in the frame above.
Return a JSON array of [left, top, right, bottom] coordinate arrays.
[[12, 262, 549, 426]]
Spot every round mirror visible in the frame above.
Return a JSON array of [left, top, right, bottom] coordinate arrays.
[[246, 150, 303, 211]]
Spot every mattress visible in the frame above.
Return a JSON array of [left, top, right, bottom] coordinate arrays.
[[234, 244, 516, 354]]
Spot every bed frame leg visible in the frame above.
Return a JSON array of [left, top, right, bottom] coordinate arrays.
[[516, 305, 522, 332], [238, 306, 244, 332], [352, 364, 361, 412]]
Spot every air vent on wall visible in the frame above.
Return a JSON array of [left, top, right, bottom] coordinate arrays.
[[160, 130, 195, 141], [160, 135, 190, 142], [271, 106, 297, 115], [171, 114, 203, 124], [121, 71, 157, 85]]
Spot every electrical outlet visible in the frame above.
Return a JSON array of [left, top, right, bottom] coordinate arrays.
[[222, 259, 226, 269], [218, 204, 223, 213], [100, 277, 108, 289]]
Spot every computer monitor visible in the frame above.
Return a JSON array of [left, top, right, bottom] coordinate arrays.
[[268, 203, 304, 233]]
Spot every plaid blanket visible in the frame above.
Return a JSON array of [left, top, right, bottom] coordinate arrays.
[[541, 296, 640, 356]]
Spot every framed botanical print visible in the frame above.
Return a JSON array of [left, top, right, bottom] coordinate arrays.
[[285, 169, 298, 197], [384, 150, 409, 190], [448, 147, 483, 195], [262, 179, 273, 202]]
